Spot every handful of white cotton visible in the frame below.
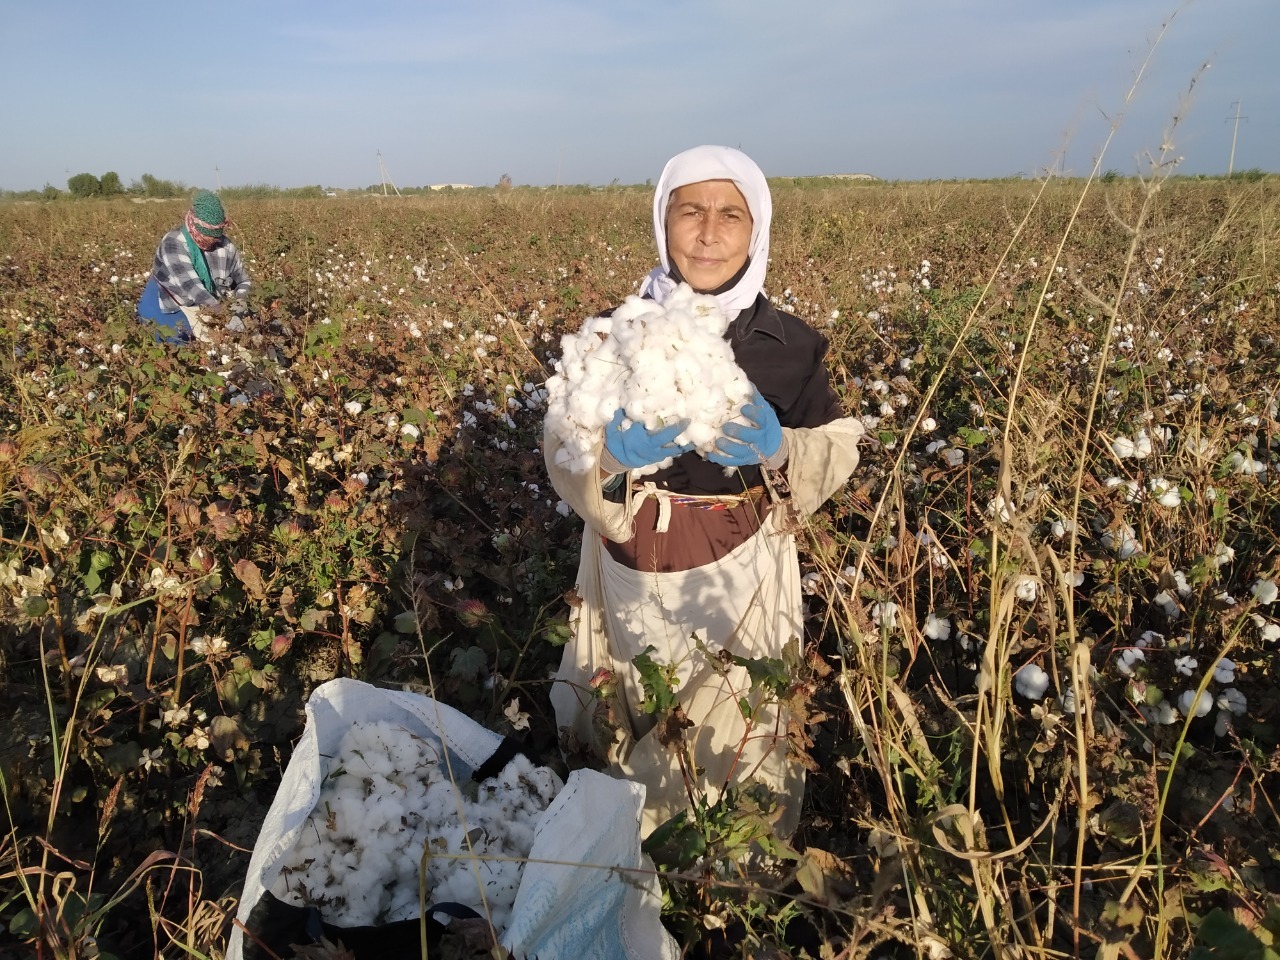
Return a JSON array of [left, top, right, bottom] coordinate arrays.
[[271, 721, 561, 936], [544, 283, 753, 475]]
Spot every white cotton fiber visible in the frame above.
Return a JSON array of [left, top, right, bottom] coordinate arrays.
[[544, 283, 753, 474], [271, 721, 562, 936]]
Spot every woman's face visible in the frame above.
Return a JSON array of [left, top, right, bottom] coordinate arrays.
[[665, 179, 752, 293]]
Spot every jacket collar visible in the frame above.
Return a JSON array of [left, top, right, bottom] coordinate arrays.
[[728, 295, 787, 344]]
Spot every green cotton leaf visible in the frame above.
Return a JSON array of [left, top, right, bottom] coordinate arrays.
[[739, 697, 752, 720], [957, 426, 988, 447], [448, 645, 488, 682], [632, 647, 679, 716], [99, 741, 143, 777], [541, 617, 574, 647], [393, 610, 418, 634], [8, 905, 37, 938], [402, 407, 437, 426], [299, 608, 330, 633], [1191, 908, 1271, 960], [728, 652, 790, 696]]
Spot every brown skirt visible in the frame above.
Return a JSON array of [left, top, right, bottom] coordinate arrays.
[[603, 487, 772, 573]]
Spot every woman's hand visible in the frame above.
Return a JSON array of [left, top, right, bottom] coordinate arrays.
[[707, 387, 786, 468], [601, 410, 694, 472]]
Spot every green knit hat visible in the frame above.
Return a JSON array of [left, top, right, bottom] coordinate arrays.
[[188, 190, 227, 239]]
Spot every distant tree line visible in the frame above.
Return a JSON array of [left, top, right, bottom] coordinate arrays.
[[0, 175, 369, 202], [0, 172, 192, 202]]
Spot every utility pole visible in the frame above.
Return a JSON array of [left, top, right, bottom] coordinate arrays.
[[1226, 101, 1247, 176], [377, 151, 401, 196], [215, 166, 222, 191]]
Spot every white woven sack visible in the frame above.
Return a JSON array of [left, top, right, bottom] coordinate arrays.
[[505, 769, 677, 960]]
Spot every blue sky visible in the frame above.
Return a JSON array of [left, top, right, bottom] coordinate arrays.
[[1, 0, 1275, 191]]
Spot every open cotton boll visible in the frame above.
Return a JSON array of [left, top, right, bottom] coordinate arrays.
[[1015, 663, 1050, 700], [544, 283, 753, 474], [1179, 689, 1214, 718]]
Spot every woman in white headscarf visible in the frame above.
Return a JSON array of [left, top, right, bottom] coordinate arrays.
[[544, 146, 863, 838]]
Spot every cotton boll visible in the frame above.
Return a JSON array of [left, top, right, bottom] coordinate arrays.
[[1101, 523, 1143, 559], [1213, 658, 1236, 684], [1153, 591, 1179, 617], [1252, 579, 1278, 605], [1149, 478, 1182, 509], [1217, 688, 1247, 716], [870, 602, 898, 629], [1015, 664, 1050, 700], [1215, 710, 1233, 737], [1178, 689, 1213, 718], [1116, 648, 1145, 677], [1143, 700, 1179, 725], [923, 613, 951, 640]]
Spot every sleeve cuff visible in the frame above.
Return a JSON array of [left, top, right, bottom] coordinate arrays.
[[598, 446, 626, 476], [762, 434, 790, 471]]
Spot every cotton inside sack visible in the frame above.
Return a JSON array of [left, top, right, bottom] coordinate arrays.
[[269, 721, 560, 933], [226, 679, 678, 960]]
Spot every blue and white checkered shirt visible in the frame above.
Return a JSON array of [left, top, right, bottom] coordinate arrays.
[[152, 227, 251, 312]]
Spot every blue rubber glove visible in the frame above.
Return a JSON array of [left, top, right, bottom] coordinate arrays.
[[602, 410, 694, 471], [707, 388, 785, 468]]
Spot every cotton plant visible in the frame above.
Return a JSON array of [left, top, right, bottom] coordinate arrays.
[[544, 284, 753, 475], [273, 721, 562, 935]]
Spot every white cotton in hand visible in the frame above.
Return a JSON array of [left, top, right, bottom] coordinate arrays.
[[545, 283, 753, 473]]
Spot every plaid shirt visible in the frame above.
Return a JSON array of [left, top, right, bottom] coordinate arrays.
[[152, 227, 251, 312]]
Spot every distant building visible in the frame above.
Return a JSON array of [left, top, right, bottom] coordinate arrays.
[[826, 173, 880, 181], [429, 183, 475, 191]]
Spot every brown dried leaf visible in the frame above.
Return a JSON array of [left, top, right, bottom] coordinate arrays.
[[233, 559, 267, 600]]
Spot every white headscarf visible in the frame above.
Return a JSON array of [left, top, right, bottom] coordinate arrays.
[[639, 145, 772, 318]]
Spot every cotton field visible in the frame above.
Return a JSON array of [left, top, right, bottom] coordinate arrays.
[[1, 177, 1277, 959]]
